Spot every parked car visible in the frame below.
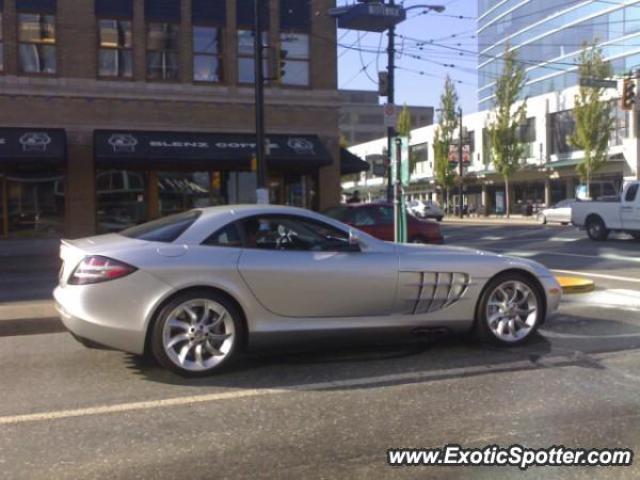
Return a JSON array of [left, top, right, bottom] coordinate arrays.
[[572, 181, 640, 241], [407, 200, 444, 221], [324, 203, 444, 244], [55, 205, 562, 376], [537, 199, 574, 225]]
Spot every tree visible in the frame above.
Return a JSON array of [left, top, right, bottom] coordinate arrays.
[[396, 104, 421, 175], [570, 42, 613, 199], [433, 77, 458, 212], [487, 46, 527, 217]]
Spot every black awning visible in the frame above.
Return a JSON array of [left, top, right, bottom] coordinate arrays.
[[94, 130, 333, 171], [0, 128, 66, 169], [340, 148, 370, 175]]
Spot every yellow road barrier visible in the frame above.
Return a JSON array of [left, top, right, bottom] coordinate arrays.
[[556, 276, 595, 294]]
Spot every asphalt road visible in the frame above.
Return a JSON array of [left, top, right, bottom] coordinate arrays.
[[2, 223, 640, 479]]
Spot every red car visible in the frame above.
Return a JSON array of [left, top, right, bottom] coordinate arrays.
[[324, 203, 444, 244]]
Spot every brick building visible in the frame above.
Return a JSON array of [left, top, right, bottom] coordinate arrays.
[[0, 0, 340, 239]]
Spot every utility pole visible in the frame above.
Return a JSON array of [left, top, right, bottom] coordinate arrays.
[[254, 0, 268, 204], [457, 107, 464, 218], [386, 0, 396, 203]]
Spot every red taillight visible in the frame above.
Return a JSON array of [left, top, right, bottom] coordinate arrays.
[[68, 256, 137, 285]]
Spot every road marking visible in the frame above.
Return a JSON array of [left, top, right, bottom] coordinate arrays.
[[552, 270, 640, 284], [0, 354, 601, 426], [560, 289, 640, 311], [506, 250, 640, 264], [548, 237, 579, 242], [541, 330, 640, 340]]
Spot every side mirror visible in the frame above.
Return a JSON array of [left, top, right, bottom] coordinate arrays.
[[348, 229, 360, 246]]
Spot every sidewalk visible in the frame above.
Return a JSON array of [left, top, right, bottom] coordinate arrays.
[[441, 215, 540, 226]]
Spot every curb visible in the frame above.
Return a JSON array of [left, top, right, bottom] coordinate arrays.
[[556, 276, 596, 294], [0, 317, 64, 337]]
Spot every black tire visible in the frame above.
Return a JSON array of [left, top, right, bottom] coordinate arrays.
[[150, 290, 244, 377], [474, 272, 544, 347], [586, 216, 609, 241], [560, 222, 569, 226], [537, 214, 547, 225], [631, 232, 640, 240], [436, 216, 443, 222]]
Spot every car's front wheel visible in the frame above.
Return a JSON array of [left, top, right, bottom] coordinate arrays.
[[475, 273, 543, 346], [151, 290, 243, 376]]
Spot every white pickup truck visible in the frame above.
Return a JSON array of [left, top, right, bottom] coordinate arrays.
[[572, 180, 640, 241]]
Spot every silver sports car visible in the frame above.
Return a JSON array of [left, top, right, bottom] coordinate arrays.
[[54, 205, 562, 376]]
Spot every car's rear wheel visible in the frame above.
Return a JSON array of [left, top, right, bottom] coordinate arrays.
[[631, 232, 640, 240], [151, 291, 243, 376], [586, 216, 609, 241], [475, 273, 543, 346]]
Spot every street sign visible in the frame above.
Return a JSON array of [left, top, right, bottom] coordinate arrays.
[[391, 136, 410, 187], [383, 103, 397, 128], [579, 78, 617, 89]]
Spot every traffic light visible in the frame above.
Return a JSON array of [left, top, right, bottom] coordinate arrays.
[[278, 49, 288, 82], [378, 71, 389, 97], [622, 79, 636, 111]]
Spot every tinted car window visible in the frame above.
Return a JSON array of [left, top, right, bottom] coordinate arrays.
[[239, 215, 353, 252], [120, 210, 201, 243], [203, 223, 242, 247], [625, 184, 639, 202], [376, 206, 394, 225], [351, 208, 376, 227], [323, 207, 349, 222]]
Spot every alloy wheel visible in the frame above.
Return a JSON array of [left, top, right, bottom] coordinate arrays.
[[162, 299, 235, 372], [485, 280, 538, 343]]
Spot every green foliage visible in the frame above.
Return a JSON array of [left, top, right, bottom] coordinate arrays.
[[396, 104, 420, 174], [433, 76, 458, 191], [396, 104, 412, 138], [487, 46, 527, 216], [570, 42, 613, 192]]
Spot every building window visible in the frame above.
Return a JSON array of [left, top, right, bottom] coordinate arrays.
[[18, 14, 56, 74], [279, 0, 310, 86], [98, 19, 133, 78], [279, 33, 309, 86], [237, 30, 268, 84], [193, 26, 223, 82], [236, 0, 269, 84], [147, 23, 179, 80]]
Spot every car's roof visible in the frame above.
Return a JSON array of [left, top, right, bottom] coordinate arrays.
[[197, 204, 316, 218]]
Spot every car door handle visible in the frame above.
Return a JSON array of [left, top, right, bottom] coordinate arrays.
[[621, 206, 634, 211]]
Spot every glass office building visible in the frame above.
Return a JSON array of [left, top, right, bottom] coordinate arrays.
[[478, 0, 640, 110]]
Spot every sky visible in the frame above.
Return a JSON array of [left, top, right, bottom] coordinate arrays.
[[337, 0, 479, 114]]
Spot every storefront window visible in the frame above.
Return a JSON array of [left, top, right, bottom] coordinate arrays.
[[158, 172, 216, 217], [98, 19, 133, 78], [19, 14, 56, 74], [147, 23, 179, 80], [96, 170, 147, 233], [193, 26, 223, 82], [1, 172, 65, 238]]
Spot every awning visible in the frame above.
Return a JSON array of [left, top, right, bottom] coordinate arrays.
[[0, 128, 67, 169], [94, 130, 333, 171], [548, 153, 625, 169], [340, 148, 370, 175]]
